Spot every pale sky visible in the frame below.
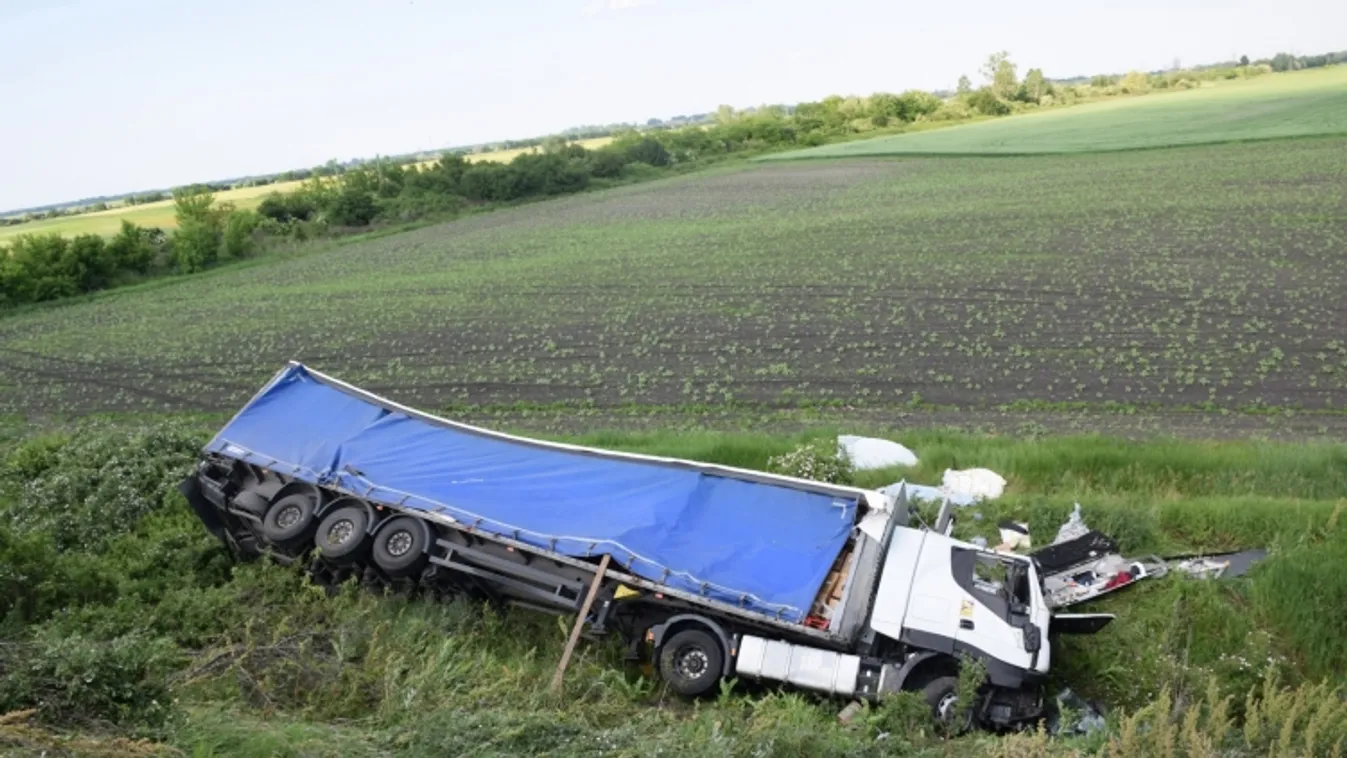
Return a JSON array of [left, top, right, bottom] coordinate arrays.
[[1, 0, 1342, 211]]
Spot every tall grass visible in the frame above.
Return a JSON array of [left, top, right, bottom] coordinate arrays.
[[3, 421, 1347, 756]]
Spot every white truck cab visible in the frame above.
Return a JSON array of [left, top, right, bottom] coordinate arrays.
[[731, 505, 1059, 728]]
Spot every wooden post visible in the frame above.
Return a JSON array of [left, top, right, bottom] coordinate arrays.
[[550, 553, 611, 694]]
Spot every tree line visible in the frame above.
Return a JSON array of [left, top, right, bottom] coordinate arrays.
[[4, 50, 1342, 310], [0, 188, 259, 307]]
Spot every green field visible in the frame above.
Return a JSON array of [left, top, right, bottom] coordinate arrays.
[[769, 67, 1347, 159], [2, 136, 1343, 431]]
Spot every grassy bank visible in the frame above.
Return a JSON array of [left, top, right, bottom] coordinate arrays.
[[1, 418, 1344, 757]]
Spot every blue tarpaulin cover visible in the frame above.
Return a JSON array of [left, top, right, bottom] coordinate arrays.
[[206, 364, 862, 623]]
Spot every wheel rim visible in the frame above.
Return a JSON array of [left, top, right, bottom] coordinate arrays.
[[675, 646, 709, 679], [277, 503, 303, 529], [936, 692, 960, 723], [326, 518, 356, 546], [387, 530, 414, 557]]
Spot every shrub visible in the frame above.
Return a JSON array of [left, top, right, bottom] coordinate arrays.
[[0, 629, 178, 727], [766, 440, 853, 484], [257, 192, 317, 223], [460, 163, 519, 202], [327, 186, 378, 227], [966, 87, 1012, 116], [927, 100, 973, 122], [1, 421, 202, 553], [107, 220, 155, 273], [171, 218, 219, 272], [379, 188, 467, 222], [0, 525, 115, 628], [624, 137, 671, 167], [588, 148, 629, 179], [221, 210, 259, 259]]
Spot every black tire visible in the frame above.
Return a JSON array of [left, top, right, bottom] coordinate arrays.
[[314, 504, 372, 563], [261, 492, 318, 547], [923, 676, 972, 732], [371, 516, 431, 577], [658, 629, 724, 697]]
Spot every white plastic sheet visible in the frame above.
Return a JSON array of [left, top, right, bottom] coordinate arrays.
[[941, 468, 1006, 501], [879, 467, 1008, 510], [837, 435, 918, 470]]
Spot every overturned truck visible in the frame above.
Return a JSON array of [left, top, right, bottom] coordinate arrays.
[[183, 363, 1104, 727]]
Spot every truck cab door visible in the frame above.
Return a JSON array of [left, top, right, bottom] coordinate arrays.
[[950, 548, 1037, 672]]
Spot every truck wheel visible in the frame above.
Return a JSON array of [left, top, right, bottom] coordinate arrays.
[[315, 504, 371, 563], [923, 676, 972, 732], [658, 629, 723, 697], [261, 493, 318, 547], [372, 516, 430, 577]]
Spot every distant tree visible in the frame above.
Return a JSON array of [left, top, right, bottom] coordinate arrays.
[[715, 104, 736, 124], [172, 219, 218, 273], [66, 234, 115, 292], [171, 185, 222, 272], [957, 75, 972, 95], [327, 185, 378, 226], [868, 93, 901, 120], [222, 210, 259, 258], [172, 185, 216, 226], [588, 148, 628, 178], [1020, 68, 1048, 102], [1239, 54, 1250, 67], [1120, 70, 1149, 93], [966, 87, 1011, 116], [4, 234, 78, 302], [981, 51, 1018, 98], [460, 164, 517, 202], [107, 220, 154, 273], [625, 137, 671, 167], [897, 90, 943, 120], [1270, 52, 1301, 72]]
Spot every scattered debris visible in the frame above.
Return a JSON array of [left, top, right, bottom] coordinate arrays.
[[1172, 549, 1268, 579], [1054, 503, 1090, 544], [996, 520, 1032, 553], [1047, 688, 1107, 736], [838, 700, 864, 725], [879, 468, 1007, 510], [837, 435, 918, 469], [971, 536, 989, 548], [1175, 557, 1230, 579], [1034, 527, 1168, 609], [881, 480, 972, 507]]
